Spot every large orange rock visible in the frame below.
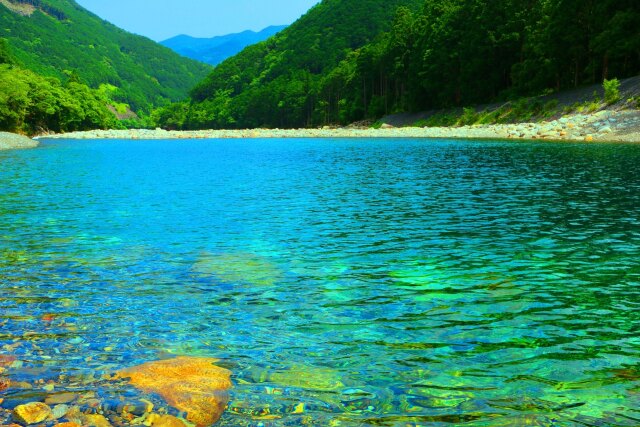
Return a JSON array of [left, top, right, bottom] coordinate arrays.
[[12, 402, 52, 425], [117, 357, 232, 426]]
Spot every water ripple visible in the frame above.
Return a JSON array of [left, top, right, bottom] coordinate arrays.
[[1, 139, 640, 426]]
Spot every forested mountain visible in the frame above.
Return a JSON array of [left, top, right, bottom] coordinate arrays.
[[154, 0, 424, 129], [0, 0, 211, 112], [161, 26, 287, 66], [1, 38, 118, 134], [158, 0, 640, 129]]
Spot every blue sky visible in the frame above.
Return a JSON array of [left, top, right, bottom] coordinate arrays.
[[76, 0, 320, 41]]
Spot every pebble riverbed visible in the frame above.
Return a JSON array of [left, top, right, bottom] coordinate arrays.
[[36, 110, 640, 143]]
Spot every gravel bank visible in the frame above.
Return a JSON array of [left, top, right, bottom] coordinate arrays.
[[0, 132, 39, 150], [37, 110, 640, 143]]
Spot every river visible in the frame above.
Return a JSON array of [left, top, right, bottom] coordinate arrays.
[[1, 138, 639, 426]]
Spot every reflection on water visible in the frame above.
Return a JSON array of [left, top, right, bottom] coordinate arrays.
[[1, 138, 640, 426]]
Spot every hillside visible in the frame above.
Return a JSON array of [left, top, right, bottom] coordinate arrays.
[[156, 0, 639, 130], [155, 0, 423, 129], [1, 38, 119, 135], [313, 0, 640, 126], [0, 0, 211, 112], [161, 26, 287, 66]]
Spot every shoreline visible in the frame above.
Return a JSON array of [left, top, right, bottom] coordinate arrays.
[[34, 110, 640, 143]]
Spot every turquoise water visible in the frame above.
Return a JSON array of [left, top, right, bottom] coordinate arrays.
[[1, 138, 640, 426]]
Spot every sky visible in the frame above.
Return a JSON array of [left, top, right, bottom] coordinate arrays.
[[75, 0, 320, 42]]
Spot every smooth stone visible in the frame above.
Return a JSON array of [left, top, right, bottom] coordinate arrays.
[[45, 393, 78, 405], [148, 415, 186, 427], [50, 404, 69, 420], [13, 402, 52, 425], [82, 414, 112, 427], [54, 423, 81, 427], [117, 357, 232, 427]]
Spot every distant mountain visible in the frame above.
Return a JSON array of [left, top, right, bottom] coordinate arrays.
[[161, 26, 287, 66], [0, 0, 211, 111]]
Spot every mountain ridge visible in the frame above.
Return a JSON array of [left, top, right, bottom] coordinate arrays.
[[160, 25, 287, 66]]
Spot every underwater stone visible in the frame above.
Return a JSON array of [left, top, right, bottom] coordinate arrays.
[[50, 404, 69, 420], [82, 414, 112, 427], [116, 357, 232, 426], [45, 393, 78, 405], [147, 414, 187, 427], [13, 402, 52, 425]]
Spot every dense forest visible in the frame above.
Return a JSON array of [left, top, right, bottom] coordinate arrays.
[[0, 38, 118, 134], [0, 0, 210, 113], [156, 0, 640, 129]]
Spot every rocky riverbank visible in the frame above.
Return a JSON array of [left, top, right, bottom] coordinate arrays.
[[0, 132, 39, 150], [36, 110, 640, 143]]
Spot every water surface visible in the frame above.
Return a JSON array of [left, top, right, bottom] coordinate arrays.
[[1, 138, 640, 426]]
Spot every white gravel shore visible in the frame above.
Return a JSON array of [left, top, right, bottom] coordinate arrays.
[[36, 110, 640, 143]]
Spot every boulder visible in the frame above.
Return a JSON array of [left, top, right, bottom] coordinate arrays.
[[117, 357, 232, 426], [0, 133, 38, 150]]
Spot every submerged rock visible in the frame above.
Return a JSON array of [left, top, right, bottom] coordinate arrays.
[[250, 364, 344, 392], [116, 357, 232, 426], [192, 252, 282, 287], [146, 414, 186, 427], [82, 414, 112, 427], [12, 402, 52, 425], [50, 404, 69, 420], [65, 408, 111, 427], [45, 393, 78, 405]]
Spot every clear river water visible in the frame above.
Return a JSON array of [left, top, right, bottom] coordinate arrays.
[[1, 138, 639, 426]]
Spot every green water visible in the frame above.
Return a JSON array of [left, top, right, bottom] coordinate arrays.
[[1, 138, 639, 426]]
